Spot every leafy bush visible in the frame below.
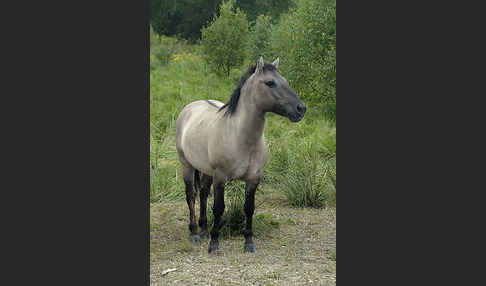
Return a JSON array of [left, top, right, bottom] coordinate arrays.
[[268, 12, 294, 71], [201, 0, 249, 77], [247, 14, 274, 63], [270, 0, 336, 120], [236, 0, 293, 24]]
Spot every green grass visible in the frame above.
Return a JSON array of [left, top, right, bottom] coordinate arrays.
[[264, 122, 336, 208], [150, 38, 336, 208]]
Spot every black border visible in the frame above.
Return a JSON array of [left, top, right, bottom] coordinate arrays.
[[2, 1, 150, 284], [3, 0, 485, 284], [338, 1, 486, 285]]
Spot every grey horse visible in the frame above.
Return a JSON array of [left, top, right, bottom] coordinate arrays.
[[175, 57, 306, 253]]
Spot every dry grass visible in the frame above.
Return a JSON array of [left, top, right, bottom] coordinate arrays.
[[150, 189, 336, 285]]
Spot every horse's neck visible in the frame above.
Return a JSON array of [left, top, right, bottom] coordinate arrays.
[[230, 92, 266, 148]]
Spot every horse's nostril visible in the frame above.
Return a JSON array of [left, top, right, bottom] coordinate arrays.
[[297, 103, 306, 114]]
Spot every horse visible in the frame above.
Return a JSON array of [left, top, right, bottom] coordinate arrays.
[[175, 56, 306, 253]]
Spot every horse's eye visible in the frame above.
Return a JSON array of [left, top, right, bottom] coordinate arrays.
[[265, 81, 276, 88]]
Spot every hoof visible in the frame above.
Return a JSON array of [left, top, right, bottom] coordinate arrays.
[[208, 241, 221, 254], [200, 230, 209, 239], [244, 243, 256, 253], [190, 235, 201, 244]]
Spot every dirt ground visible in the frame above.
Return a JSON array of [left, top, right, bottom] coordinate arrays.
[[150, 191, 336, 286]]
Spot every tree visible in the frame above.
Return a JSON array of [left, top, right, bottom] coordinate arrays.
[[270, 0, 336, 119], [149, 0, 221, 42], [201, 0, 249, 77], [149, 0, 292, 42], [236, 0, 293, 24]]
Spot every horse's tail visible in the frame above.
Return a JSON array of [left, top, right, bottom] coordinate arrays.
[[194, 169, 201, 192]]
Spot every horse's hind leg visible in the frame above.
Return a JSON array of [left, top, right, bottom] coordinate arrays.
[[199, 174, 212, 239], [243, 178, 260, 253], [208, 172, 226, 253], [183, 166, 200, 244]]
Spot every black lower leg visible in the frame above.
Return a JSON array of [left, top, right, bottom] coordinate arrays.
[[184, 178, 199, 243], [244, 179, 259, 253], [199, 175, 212, 238], [209, 182, 225, 253]]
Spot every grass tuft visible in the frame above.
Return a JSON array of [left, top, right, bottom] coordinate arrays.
[[264, 116, 336, 208], [207, 181, 280, 238]]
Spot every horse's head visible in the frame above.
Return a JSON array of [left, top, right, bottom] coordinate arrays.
[[250, 57, 306, 122]]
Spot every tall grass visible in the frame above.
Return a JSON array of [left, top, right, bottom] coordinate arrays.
[[150, 26, 198, 67], [276, 145, 336, 208], [264, 113, 336, 208]]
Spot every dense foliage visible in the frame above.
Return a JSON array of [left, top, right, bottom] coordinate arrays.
[[149, 0, 292, 41], [270, 0, 336, 119], [149, 0, 221, 41], [247, 14, 273, 63], [236, 0, 293, 25], [201, 0, 249, 77]]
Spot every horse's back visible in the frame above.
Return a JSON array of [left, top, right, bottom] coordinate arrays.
[[175, 100, 224, 173], [176, 100, 223, 134]]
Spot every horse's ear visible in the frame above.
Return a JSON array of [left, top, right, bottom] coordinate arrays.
[[272, 57, 279, 69], [255, 56, 264, 75]]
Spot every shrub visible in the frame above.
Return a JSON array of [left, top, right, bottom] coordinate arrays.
[[201, 0, 249, 77], [270, 0, 336, 120]]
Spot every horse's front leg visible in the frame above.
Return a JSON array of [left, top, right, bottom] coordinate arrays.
[[243, 178, 260, 253], [208, 173, 225, 253]]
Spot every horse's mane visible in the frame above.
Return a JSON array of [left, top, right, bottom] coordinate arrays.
[[218, 63, 276, 116]]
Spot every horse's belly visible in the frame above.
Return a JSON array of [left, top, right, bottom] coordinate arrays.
[[229, 159, 250, 180], [184, 149, 214, 175], [181, 127, 214, 175], [220, 150, 266, 181]]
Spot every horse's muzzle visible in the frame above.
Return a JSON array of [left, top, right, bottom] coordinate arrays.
[[289, 103, 306, 122]]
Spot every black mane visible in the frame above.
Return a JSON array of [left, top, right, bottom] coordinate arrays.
[[218, 63, 276, 116]]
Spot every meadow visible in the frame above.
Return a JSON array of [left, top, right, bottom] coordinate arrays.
[[150, 34, 336, 284], [150, 37, 336, 208]]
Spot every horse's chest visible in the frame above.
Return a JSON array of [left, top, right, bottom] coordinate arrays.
[[208, 134, 268, 180], [228, 147, 267, 180]]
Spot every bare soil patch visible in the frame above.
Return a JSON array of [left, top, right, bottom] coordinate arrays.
[[150, 191, 336, 285]]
